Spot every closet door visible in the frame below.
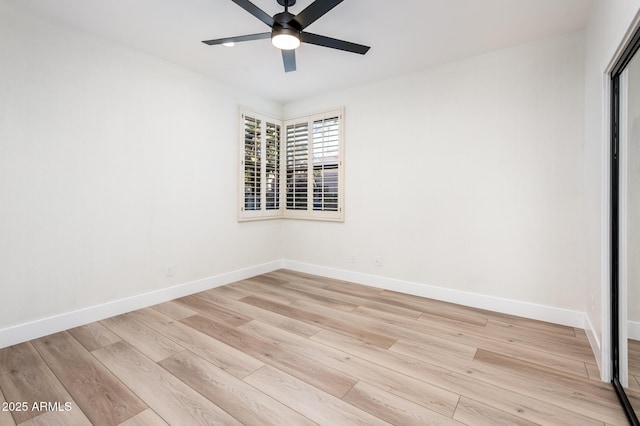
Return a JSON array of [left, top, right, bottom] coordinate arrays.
[[611, 28, 640, 426]]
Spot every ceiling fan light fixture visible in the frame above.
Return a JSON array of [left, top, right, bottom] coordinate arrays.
[[271, 27, 300, 50]]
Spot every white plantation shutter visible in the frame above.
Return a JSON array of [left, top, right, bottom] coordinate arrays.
[[239, 110, 282, 221], [238, 107, 343, 222], [312, 116, 340, 212], [265, 121, 281, 210], [286, 122, 309, 211], [284, 108, 344, 221], [243, 115, 261, 211]]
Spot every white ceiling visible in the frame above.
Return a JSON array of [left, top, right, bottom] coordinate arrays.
[[11, 0, 593, 103]]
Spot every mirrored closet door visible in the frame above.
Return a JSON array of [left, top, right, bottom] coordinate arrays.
[[612, 26, 640, 425]]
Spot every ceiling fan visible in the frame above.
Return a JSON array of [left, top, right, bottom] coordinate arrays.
[[202, 0, 370, 72]]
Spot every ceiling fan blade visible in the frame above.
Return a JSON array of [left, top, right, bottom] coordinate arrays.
[[282, 49, 296, 72], [300, 32, 370, 54], [292, 0, 343, 29], [202, 32, 271, 45], [231, 0, 274, 27]]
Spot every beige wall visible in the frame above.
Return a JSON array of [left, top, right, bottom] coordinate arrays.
[[0, 0, 283, 332], [283, 32, 586, 316]]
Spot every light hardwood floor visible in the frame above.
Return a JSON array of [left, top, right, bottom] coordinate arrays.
[[0, 270, 629, 425]]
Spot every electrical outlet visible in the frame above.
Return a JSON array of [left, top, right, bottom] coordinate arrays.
[[374, 257, 383, 267], [349, 254, 357, 264], [166, 264, 175, 277]]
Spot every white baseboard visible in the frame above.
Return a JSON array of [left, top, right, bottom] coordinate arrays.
[[585, 313, 608, 381], [0, 259, 592, 352], [629, 320, 640, 341], [0, 260, 283, 349], [282, 260, 587, 328]]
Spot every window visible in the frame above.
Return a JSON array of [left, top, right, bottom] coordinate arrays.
[[238, 108, 344, 222]]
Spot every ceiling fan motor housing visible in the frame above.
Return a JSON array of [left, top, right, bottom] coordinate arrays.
[[273, 11, 300, 31], [271, 11, 301, 42]]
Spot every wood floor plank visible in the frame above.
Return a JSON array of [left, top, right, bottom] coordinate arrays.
[[379, 289, 490, 326], [18, 405, 93, 426], [296, 299, 478, 360], [233, 280, 302, 305], [324, 281, 383, 298], [244, 274, 291, 286], [248, 279, 359, 312], [244, 365, 391, 426], [160, 350, 317, 426], [238, 320, 461, 417], [117, 408, 169, 426], [390, 333, 586, 380], [418, 312, 595, 363], [281, 279, 423, 319], [174, 295, 252, 327], [195, 290, 321, 337], [311, 329, 612, 425], [241, 295, 397, 348], [629, 375, 640, 392], [181, 314, 357, 398], [101, 314, 184, 362], [93, 341, 242, 426], [381, 289, 577, 337], [0, 343, 76, 424], [472, 348, 620, 410], [496, 312, 579, 337], [453, 397, 539, 426], [225, 280, 296, 305], [207, 283, 252, 300], [259, 270, 299, 283], [151, 300, 198, 320], [273, 269, 344, 285], [389, 338, 477, 364], [485, 319, 592, 348], [343, 381, 464, 426], [586, 361, 603, 381], [628, 338, 640, 379], [32, 331, 147, 426], [488, 317, 578, 338], [67, 322, 121, 352], [356, 305, 590, 378], [454, 348, 623, 424], [327, 325, 623, 424], [575, 327, 588, 339], [0, 385, 17, 426], [127, 308, 263, 379]]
